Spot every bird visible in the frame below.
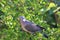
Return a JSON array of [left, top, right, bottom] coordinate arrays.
[[19, 16, 48, 38]]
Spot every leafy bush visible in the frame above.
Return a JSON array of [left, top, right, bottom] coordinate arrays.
[[0, 0, 60, 40]]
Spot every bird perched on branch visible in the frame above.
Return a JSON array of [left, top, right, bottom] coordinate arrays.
[[19, 16, 48, 38]]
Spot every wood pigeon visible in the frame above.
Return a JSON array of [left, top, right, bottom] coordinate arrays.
[[19, 16, 48, 38]]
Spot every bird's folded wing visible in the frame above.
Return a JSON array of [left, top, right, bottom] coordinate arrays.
[[24, 24, 41, 32]]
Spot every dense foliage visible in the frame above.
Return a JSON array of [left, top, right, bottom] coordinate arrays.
[[0, 0, 60, 40]]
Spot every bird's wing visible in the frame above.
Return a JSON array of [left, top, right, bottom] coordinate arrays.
[[24, 20, 45, 31], [24, 23, 42, 32]]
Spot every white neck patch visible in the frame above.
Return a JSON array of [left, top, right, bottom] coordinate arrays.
[[23, 19, 26, 22]]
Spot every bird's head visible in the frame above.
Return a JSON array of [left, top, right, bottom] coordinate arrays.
[[19, 16, 26, 22]]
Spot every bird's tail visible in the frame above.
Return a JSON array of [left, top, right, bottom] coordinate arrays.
[[42, 33, 48, 38], [36, 25, 46, 30]]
